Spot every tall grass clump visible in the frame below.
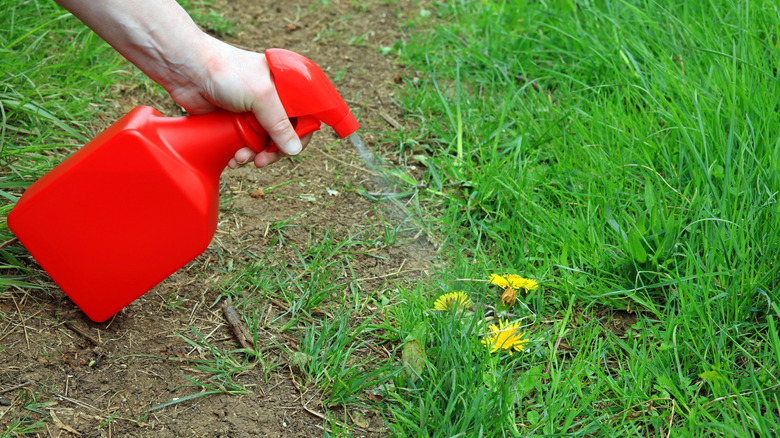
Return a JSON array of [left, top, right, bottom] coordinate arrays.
[[384, 0, 780, 434], [1, 1, 124, 174]]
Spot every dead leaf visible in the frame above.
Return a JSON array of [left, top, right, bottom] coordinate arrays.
[[402, 339, 426, 382], [348, 410, 370, 428], [365, 391, 383, 403], [249, 188, 265, 199], [500, 287, 517, 306]]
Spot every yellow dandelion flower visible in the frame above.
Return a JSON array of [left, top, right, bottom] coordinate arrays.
[[433, 291, 473, 311], [481, 320, 529, 355], [489, 274, 539, 292]]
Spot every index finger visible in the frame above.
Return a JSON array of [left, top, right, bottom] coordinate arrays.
[[252, 91, 302, 156]]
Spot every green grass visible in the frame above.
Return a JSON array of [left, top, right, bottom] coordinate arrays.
[[375, 0, 780, 435], [3, 0, 779, 436]]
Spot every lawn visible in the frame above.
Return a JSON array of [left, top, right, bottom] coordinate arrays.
[[383, 0, 780, 435], [2, 0, 779, 436]]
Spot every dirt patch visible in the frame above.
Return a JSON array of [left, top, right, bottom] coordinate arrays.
[[1, 1, 432, 436], [593, 307, 639, 338]]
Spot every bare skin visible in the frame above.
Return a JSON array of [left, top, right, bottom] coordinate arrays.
[[54, 0, 311, 168]]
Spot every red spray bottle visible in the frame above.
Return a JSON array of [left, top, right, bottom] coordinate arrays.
[[7, 49, 359, 322]]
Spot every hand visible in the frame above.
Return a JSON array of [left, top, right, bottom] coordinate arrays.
[[167, 36, 313, 169]]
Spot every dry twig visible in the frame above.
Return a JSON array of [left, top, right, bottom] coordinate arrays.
[[0, 381, 31, 395], [0, 237, 19, 251], [63, 322, 103, 348], [377, 109, 402, 130], [222, 300, 256, 354]]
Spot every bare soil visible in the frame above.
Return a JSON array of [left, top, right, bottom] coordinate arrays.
[[1, 1, 432, 436]]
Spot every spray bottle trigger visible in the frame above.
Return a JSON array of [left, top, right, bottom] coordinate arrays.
[[265, 116, 321, 153], [294, 116, 322, 139]]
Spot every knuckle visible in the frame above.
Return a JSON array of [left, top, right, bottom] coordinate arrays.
[[266, 118, 294, 138]]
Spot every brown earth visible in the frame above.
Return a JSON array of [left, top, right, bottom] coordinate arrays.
[[0, 0, 435, 436]]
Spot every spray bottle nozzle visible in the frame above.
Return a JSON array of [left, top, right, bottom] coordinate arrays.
[[265, 49, 359, 138]]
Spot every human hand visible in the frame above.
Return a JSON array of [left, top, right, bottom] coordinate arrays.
[[167, 35, 312, 168]]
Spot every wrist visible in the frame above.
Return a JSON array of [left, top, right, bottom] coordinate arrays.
[[128, 8, 215, 93], [150, 29, 213, 92]]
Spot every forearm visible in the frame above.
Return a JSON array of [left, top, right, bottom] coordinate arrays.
[[54, 0, 210, 92], [55, 0, 305, 158]]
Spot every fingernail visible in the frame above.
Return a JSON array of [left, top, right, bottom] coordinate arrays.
[[282, 138, 303, 156], [235, 150, 252, 164]]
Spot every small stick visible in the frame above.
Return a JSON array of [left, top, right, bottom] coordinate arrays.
[[666, 399, 675, 438], [55, 394, 99, 411], [267, 297, 290, 312], [221, 300, 256, 353], [314, 148, 375, 175], [0, 237, 18, 251], [356, 259, 409, 282], [609, 397, 672, 422], [64, 322, 102, 348], [12, 296, 30, 350], [0, 381, 31, 395], [364, 191, 409, 198], [50, 409, 80, 435], [303, 401, 382, 433], [303, 403, 333, 434], [302, 403, 327, 421], [377, 110, 402, 130]]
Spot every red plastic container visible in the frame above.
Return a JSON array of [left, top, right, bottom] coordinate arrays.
[[7, 49, 358, 322]]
